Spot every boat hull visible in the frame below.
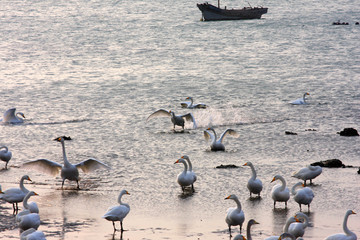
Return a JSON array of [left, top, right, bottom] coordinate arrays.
[[197, 3, 268, 21]]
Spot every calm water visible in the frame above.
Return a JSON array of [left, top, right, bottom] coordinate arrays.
[[0, 0, 359, 239]]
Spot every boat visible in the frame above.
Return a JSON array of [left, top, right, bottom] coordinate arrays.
[[197, 1, 268, 21]]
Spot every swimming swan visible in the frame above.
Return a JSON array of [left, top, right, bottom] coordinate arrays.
[[146, 109, 197, 130], [291, 182, 314, 212], [102, 190, 130, 232], [180, 97, 207, 109], [243, 162, 263, 197], [204, 127, 239, 151], [0, 175, 32, 213], [292, 165, 322, 185], [325, 210, 357, 240], [290, 93, 310, 105], [0, 145, 12, 169], [225, 194, 245, 236], [23, 137, 110, 189], [270, 175, 290, 208], [174, 158, 196, 192], [2, 108, 25, 123]]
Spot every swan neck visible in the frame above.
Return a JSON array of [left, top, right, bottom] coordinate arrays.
[[23, 194, 30, 209], [291, 183, 301, 195], [0, 146, 7, 151], [187, 160, 193, 171], [278, 176, 287, 190], [61, 140, 71, 166], [182, 161, 188, 173], [118, 192, 129, 207], [19, 177, 28, 192], [343, 212, 353, 235], [249, 164, 257, 179], [246, 223, 253, 240], [189, 97, 194, 107], [233, 197, 242, 210]]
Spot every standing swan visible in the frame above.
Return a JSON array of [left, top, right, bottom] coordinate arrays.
[[146, 109, 197, 130], [325, 210, 357, 240], [2, 108, 25, 123], [243, 162, 263, 197], [225, 194, 245, 236], [292, 165, 322, 185], [0, 175, 32, 214], [270, 175, 290, 208], [102, 190, 130, 232], [290, 93, 310, 105], [180, 155, 197, 185], [23, 137, 110, 189], [180, 97, 207, 109], [291, 182, 314, 212], [0, 146, 12, 169], [204, 127, 239, 151], [174, 158, 195, 192]]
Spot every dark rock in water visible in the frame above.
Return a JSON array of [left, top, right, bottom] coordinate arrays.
[[215, 164, 239, 169], [311, 159, 345, 168], [358, 167, 360, 174], [338, 128, 359, 136], [54, 136, 72, 141], [305, 129, 317, 131], [285, 131, 297, 135]]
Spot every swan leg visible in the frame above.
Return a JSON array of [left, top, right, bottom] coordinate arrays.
[[112, 221, 117, 232], [285, 201, 288, 208], [239, 224, 243, 234], [61, 179, 65, 189], [120, 221, 124, 232], [191, 184, 195, 192], [308, 204, 310, 212], [76, 180, 80, 189], [12, 203, 16, 215], [273, 201, 276, 208], [228, 226, 232, 237], [5, 162, 8, 170], [299, 203, 302, 211]]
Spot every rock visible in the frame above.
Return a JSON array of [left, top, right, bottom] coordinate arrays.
[[285, 131, 297, 135], [338, 128, 359, 136], [358, 168, 360, 174], [215, 164, 239, 169], [311, 159, 345, 168]]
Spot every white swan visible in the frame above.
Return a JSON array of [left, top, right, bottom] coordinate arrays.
[[264, 216, 300, 240], [292, 165, 322, 185], [22, 137, 110, 189], [180, 155, 197, 184], [291, 182, 314, 212], [288, 212, 310, 238], [270, 175, 290, 208], [20, 228, 46, 240], [102, 190, 130, 232], [225, 194, 245, 236], [325, 210, 357, 240], [243, 162, 263, 197], [180, 97, 207, 109], [0, 175, 32, 213], [146, 109, 197, 130], [245, 219, 259, 240], [0, 145, 12, 169], [174, 158, 195, 192], [204, 127, 239, 151], [290, 93, 310, 105], [2, 108, 25, 123], [16, 191, 39, 220], [18, 212, 40, 233]]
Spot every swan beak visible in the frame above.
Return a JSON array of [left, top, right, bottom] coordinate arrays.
[[125, 191, 130, 195], [302, 183, 305, 187], [0, 190, 3, 194], [27, 177, 32, 182], [207, 128, 211, 130], [34, 192, 39, 196], [254, 220, 260, 225], [352, 211, 356, 214], [295, 217, 301, 222], [174, 159, 180, 164], [243, 163, 248, 166], [225, 195, 231, 200], [270, 177, 276, 183]]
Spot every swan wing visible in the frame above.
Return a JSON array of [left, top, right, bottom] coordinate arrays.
[[146, 109, 171, 122], [193, 103, 207, 109], [219, 129, 239, 143], [75, 158, 110, 173], [204, 130, 215, 142], [22, 159, 62, 176], [103, 205, 130, 221], [180, 101, 191, 108], [181, 113, 197, 129]]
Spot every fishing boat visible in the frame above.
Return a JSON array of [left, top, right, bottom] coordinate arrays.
[[197, 1, 268, 21]]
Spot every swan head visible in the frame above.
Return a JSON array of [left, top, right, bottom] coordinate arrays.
[[180, 155, 189, 160], [248, 219, 260, 226], [22, 175, 32, 182], [174, 159, 186, 165], [271, 175, 283, 183], [225, 194, 238, 200], [17, 112, 26, 118], [243, 162, 252, 167], [121, 190, 130, 196]]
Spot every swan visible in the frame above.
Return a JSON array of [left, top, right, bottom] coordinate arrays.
[[290, 93, 310, 105], [225, 194, 245, 236], [2, 108, 26, 123], [22, 137, 110, 189], [0, 145, 12, 169], [270, 175, 290, 208], [18, 212, 40, 232], [174, 158, 195, 192], [291, 182, 314, 212], [232, 234, 246, 240], [245, 219, 259, 240], [0, 175, 32, 213], [20, 228, 46, 240], [16, 191, 39, 220], [288, 212, 310, 238], [102, 190, 130, 232], [203, 127, 239, 151], [325, 210, 357, 240], [292, 165, 322, 185], [146, 109, 197, 130], [278, 232, 296, 240], [243, 162, 263, 197], [180, 155, 197, 184], [264, 216, 300, 240], [180, 97, 207, 109]]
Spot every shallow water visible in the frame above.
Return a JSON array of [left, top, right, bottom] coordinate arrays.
[[0, 0, 359, 239]]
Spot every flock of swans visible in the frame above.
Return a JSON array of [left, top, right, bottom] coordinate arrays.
[[0, 94, 358, 240]]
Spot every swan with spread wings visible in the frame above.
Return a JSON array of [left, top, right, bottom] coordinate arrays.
[[22, 137, 110, 189], [147, 109, 197, 130]]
